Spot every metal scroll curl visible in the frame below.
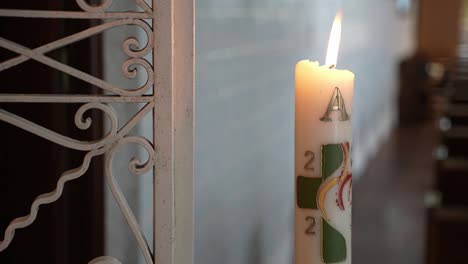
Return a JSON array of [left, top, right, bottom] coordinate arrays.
[[0, 19, 154, 96], [0, 103, 118, 151], [0, 136, 156, 263], [88, 256, 123, 264], [0, 103, 155, 254], [121, 57, 154, 96], [105, 136, 155, 264], [122, 19, 153, 58], [76, 0, 113, 13], [75, 0, 152, 14]]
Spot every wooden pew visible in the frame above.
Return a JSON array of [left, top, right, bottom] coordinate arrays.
[[427, 207, 468, 264], [435, 159, 468, 206], [427, 61, 468, 264]]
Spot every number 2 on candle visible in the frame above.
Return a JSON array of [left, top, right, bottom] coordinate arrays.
[[305, 216, 316, 235], [304, 150, 315, 171]]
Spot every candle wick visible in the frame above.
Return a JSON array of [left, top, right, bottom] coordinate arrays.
[[329, 64, 335, 69]]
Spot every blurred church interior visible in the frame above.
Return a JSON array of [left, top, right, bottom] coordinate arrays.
[[1, 0, 468, 263]]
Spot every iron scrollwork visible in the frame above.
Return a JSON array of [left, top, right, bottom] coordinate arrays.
[[0, 0, 158, 263]]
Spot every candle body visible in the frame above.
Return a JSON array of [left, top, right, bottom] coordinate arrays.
[[295, 60, 354, 264]]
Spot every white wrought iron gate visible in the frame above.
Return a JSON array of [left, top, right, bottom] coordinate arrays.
[[0, 0, 194, 263]]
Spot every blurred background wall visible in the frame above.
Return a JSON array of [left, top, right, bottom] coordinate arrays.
[[100, 0, 468, 262], [195, 0, 416, 264], [101, 0, 418, 263]]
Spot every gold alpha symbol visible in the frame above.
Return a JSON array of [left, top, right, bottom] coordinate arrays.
[[320, 87, 350, 122]]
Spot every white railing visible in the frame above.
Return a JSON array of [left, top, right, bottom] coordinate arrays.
[[0, 1, 194, 263]]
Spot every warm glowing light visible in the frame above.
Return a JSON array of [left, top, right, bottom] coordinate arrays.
[[325, 11, 342, 67]]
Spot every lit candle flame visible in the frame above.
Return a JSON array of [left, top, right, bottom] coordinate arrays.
[[325, 11, 342, 68]]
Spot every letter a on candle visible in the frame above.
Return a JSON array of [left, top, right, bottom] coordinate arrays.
[[320, 87, 350, 122]]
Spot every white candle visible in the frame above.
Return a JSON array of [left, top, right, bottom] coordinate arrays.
[[295, 13, 354, 264]]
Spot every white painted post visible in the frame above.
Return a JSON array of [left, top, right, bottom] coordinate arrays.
[[153, 0, 194, 263], [173, 0, 195, 263]]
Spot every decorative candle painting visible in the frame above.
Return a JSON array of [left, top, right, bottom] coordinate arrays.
[[295, 12, 354, 264]]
